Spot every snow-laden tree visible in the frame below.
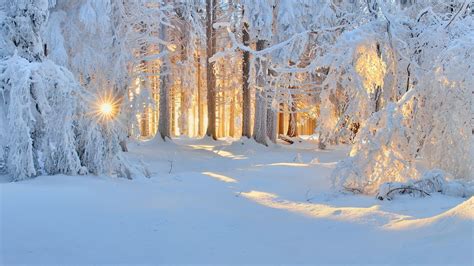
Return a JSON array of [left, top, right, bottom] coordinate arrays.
[[332, 0, 474, 196], [45, 0, 130, 142], [220, 0, 472, 196], [240, 0, 275, 145], [0, 0, 140, 180], [168, 0, 206, 138]]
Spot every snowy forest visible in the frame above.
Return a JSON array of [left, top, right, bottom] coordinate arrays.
[[1, 0, 473, 264]]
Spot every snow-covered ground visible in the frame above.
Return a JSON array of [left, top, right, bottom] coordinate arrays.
[[1, 138, 472, 265]]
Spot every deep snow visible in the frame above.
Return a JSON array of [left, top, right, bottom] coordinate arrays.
[[1, 137, 472, 265]]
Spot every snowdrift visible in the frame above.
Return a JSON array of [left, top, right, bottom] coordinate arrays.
[[386, 197, 474, 231]]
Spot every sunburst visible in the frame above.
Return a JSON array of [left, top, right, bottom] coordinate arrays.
[[90, 92, 122, 123]]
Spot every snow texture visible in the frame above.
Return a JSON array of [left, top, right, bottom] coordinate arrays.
[[1, 138, 472, 264]]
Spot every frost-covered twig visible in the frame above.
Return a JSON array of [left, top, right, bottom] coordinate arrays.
[[378, 186, 430, 201]]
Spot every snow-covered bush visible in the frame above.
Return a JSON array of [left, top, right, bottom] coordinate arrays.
[[0, 0, 140, 181], [413, 34, 474, 181], [332, 103, 418, 195], [0, 55, 82, 180], [0, 52, 142, 180], [316, 29, 393, 146], [331, 1, 473, 197], [376, 169, 474, 200], [0, 0, 49, 61], [332, 54, 473, 196]]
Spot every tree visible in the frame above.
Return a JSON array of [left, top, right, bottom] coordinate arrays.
[[205, 0, 217, 139], [158, 21, 172, 140], [241, 0, 274, 145], [253, 39, 270, 145], [331, 0, 474, 194], [241, 21, 252, 138], [0, 0, 138, 180]]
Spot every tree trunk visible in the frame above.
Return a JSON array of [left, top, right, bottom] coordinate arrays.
[[278, 107, 285, 135], [287, 107, 297, 138], [220, 90, 225, 138], [374, 43, 383, 113], [265, 0, 279, 144], [253, 40, 269, 145], [229, 90, 235, 137], [242, 22, 252, 139], [158, 24, 171, 140], [197, 52, 203, 136], [205, 0, 217, 140], [181, 89, 187, 136], [266, 105, 277, 143]]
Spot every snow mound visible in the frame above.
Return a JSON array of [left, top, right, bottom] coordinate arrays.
[[386, 197, 474, 231], [241, 190, 410, 227]]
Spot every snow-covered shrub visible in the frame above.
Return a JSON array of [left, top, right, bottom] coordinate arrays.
[[331, 1, 473, 197], [75, 116, 145, 179], [0, 55, 82, 180], [315, 22, 401, 147], [376, 169, 474, 200], [0, 0, 49, 61], [0, 53, 141, 180], [333, 66, 472, 196], [332, 103, 418, 195], [414, 36, 474, 181], [0, 0, 142, 181]]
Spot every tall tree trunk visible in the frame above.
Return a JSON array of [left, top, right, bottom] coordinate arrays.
[[278, 107, 285, 135], [179, 49, 188, 136], [266, 105, 277, 143], [205, 0, 217, 140], [220, 90, 225, 137], [159, 24, 171, 140], [242, 22, 252, 138], [229, 90, 236, 137], [158, 68, 171, 140], [287, 106, 297, 137], [197, 52, 203, 136], [265, 0, 279, 144], [253, 40, 269, 145]]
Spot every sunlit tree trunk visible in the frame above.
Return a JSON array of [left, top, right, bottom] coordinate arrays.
[[287, 107, 297, 137], [266, 105, 277, 142], [222, 81, 227, 137], [197, 51, 204, 136], [265, 1, 279, 144], [253, 40, 269, 145], [229, 90, 236, 137], [242, 21, 252, 138], [179, 47, 188, 136], [220, 90, 226, 138], [205, 0, 217, 140], [206, 0, 217, 140], [278, 107, 285, 135], [158, 24, 171, 140]]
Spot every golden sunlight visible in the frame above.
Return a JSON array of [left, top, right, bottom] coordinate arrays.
[[355, 44, 387, 94], [100, 102, 113, 116], [202, 172, 238, 183], [91, 93, 121, 123]]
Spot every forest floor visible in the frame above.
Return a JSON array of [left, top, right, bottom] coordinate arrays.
[[1, 137, 473, 265]]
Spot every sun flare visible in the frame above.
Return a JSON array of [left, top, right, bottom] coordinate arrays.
[[91, 93, 121, 123], [100, 102, 113, 115]]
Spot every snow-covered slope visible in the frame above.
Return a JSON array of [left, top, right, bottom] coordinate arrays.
[[1, 138, 472, 264], [387, 197, 473, 230]]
